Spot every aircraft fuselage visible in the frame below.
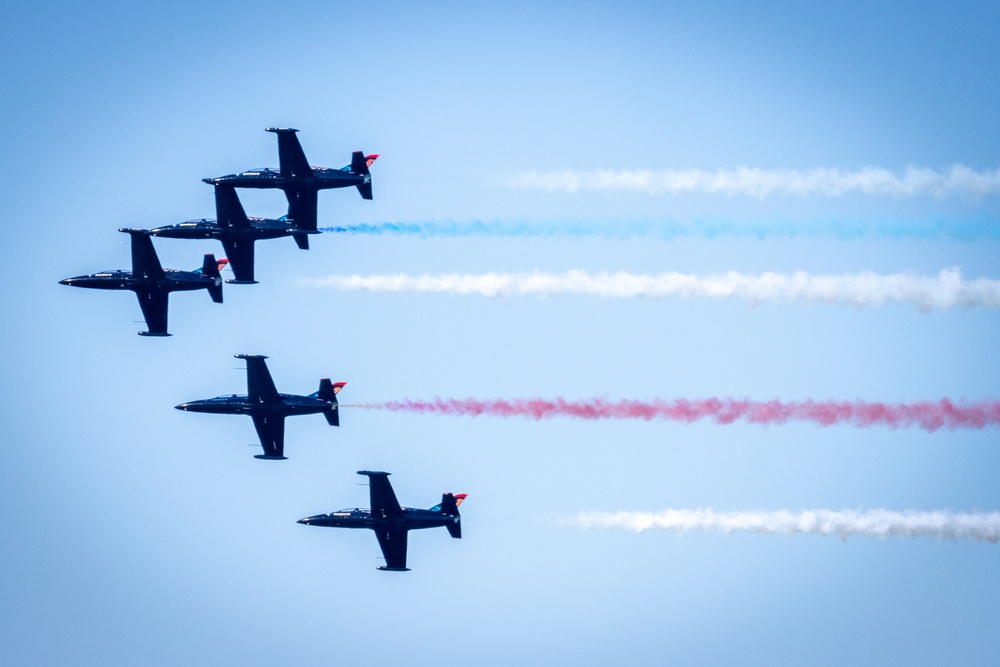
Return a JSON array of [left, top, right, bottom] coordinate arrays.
[[176, 393, 332, 417], [150, 218, 318, 242], [298, 507, 459, 533], [59, 269, 214, 293], [205, 168, 369, 192], [175, 354, 342, 459]]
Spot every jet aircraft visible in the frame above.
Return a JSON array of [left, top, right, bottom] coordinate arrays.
[[149, 184, 318, 284], [59, 228, 225, 336], [298, 470, 467, 571], [175, 354, 345, 460], [203, 127, 378, 233]]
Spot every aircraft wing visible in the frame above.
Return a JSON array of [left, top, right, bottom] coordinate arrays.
[[251, 413, 285, 459], [129, 230, 166, 281], [135, 289, 169, 335], [241, 355, 280, 404], [220, 237, 256, 283], [374, 527, 408, 571], [214, 185, 251, 230], [274, 130, 312, 179], [366, 472, 404, 520], [284, 189, 318, 232]]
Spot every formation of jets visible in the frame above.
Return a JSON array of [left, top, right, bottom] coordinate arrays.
[[61, 128, 465, 570], [149, 184, 317, 284], [204, 127, 378, 234], [61, 128, 377, 333]]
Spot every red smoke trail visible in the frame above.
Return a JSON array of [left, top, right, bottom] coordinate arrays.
[[353, 397, 1000, 432]]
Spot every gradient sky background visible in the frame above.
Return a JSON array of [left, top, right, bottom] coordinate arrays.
[[3, 2, 1000, 664]]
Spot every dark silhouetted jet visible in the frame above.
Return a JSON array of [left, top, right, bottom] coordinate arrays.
[[150, 184, 318, 284], [203, 127, 378, 233], [175, 354, 345, 460], [59, 228, 225, 336], [298, 470, 467, 571]]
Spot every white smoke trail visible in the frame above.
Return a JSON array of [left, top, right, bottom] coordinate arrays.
[[569, 509, 1000, 542], [508, 165, 1000, 199], [300, 268, 1000, 311]]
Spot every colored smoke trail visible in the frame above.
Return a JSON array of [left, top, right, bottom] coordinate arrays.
[[320, 218, 1000, 241], [345, 398, 1000, 432], [508, 165, 1000, 199], [568, 509, 1000, 543], [301, 268, 1000, 311]]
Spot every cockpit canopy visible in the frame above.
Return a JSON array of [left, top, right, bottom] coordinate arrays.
[[327, 508, 367, 517]]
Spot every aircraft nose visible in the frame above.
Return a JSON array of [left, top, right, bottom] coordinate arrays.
[[297, 517, 311, 525], [175, 403, 189, 411]]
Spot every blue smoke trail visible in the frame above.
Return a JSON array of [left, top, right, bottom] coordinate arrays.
[[320, 218, 1000, 241]]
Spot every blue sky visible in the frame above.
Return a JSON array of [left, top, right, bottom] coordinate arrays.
[[3, 2, 1000, 664]]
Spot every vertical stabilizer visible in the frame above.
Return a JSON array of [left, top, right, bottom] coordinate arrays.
[[350, 151, 371, 175], [440, 493, 462, 539], [351, 151, 374, 200], [201, 254, 224, 303], [318, 378, 345, 426]]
